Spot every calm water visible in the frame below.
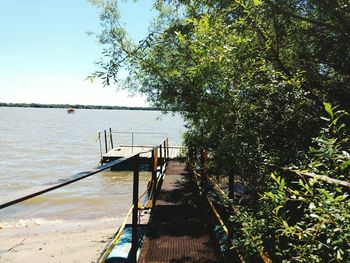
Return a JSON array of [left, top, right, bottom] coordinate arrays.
[[0, 107, 185, 224]]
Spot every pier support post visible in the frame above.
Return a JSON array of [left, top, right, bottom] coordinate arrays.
[[109, 128, 114, 149], [131, 154, 140, 263]]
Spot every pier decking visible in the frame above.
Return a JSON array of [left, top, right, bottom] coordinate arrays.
[[103, 145, 185, 159], [100, 145, 186, 166], [138, 161, 221, 263]]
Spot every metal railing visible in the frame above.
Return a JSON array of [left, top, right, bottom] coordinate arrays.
[[97, 128, 168, 157], [190, 147, 350, 263], [192, 169, 271, 263], [97, 139, 169, 263], [0, 138, 170, 263], [268, 164, 350, 190]]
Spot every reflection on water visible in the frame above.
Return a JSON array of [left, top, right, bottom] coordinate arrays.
[[0, 107, 185, 223]]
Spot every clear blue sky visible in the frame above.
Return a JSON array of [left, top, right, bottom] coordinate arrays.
[[0, 0, 154, 106]]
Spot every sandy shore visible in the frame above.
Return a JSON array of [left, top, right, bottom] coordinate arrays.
[[0, 218, 120, 263]]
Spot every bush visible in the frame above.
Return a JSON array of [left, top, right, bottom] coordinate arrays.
[[230, 104, 350, 262]]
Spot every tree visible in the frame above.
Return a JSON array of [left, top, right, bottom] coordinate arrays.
[[90, 0, 349, 192], [90, 0, 350, 260]]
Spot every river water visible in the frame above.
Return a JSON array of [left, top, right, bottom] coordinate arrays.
[[0, 107, 185, 225]]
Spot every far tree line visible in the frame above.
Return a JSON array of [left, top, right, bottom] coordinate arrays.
[[0, 102, 159, 111]]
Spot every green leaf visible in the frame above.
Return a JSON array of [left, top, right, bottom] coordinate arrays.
[[324, 102, 333, 119], [336, 249, 344, 260], [280, 178, 285, 189], [310, 213, 319, 219], [320, 117, 330, 122], [253, 0, 263, 5], [340, 160, 350, 170], [218, 54, 223, 62], [274, 205, 283, 216], [309, 202, 316, 210]]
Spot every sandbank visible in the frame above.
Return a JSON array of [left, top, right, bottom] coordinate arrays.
[[0, 217, 120, 263]]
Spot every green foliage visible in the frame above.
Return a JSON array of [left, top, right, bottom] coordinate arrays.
[[229, 105, 350, 261], [92, 1, 350, 260], [309, 103, 350, 180]]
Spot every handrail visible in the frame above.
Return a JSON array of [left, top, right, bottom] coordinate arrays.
[[0, 139, 169, 210], [206, 174, 271, 263], [98, 166, 167, 262], [1, 138, 170, 263], [193, 148, 348, 263], [193, 169, 271, 263], [192, 170, 246, 263], [98, 145, 169, 263], [287, 169, 350, 189], [267, 164, 350, 189], [0, 156, 130, 209], [97, 128, 168, 156], [109, 131, 168, 135]]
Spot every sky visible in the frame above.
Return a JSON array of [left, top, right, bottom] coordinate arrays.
[[0, 0, 155, 106]]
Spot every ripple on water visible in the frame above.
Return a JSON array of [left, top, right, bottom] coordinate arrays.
[[0, 107, 185, 222]]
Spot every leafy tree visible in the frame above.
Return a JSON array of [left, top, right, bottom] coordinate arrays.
[[90, 0, 350, 260]]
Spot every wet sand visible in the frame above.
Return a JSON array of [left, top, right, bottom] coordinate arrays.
[[0, 218, 119, 263]]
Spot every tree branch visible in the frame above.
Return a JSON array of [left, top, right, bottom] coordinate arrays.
[[264, 0, 342, 33]]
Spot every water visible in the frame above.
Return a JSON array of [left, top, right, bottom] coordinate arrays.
[[0, 107, 185, 223]]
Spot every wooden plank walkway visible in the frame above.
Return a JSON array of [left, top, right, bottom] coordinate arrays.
[[138, 161, 221, 263]]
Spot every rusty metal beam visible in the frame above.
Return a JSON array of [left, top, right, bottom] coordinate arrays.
[[0, 156, 131, 209]]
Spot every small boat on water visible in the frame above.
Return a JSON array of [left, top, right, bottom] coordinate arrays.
[[67, 108, 75, 114]]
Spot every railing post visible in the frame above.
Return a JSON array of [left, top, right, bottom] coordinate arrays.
[[109, 128, 114, 149], [98, 132, 102, 159], [152, 148, 158, 208], [151, 149, 156, 199], [131, 132, 134, 153], [104, 130, 108, 153], [153, 148, 158, 182], [131, 154, 139, 263], [159, 144, 163, 166], [200, 148, 208, 196], [151, 149, 155, 176], [229, 167, 235, 200], [204, 148, 209, 175], [163, 140, 167, 161], [166, 138, 169, 161]]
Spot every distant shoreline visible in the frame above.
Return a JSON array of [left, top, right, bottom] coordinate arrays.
[[0, 102, 160, 111]]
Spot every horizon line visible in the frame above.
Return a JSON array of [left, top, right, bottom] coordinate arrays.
[[0, 102, 162, 111]]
